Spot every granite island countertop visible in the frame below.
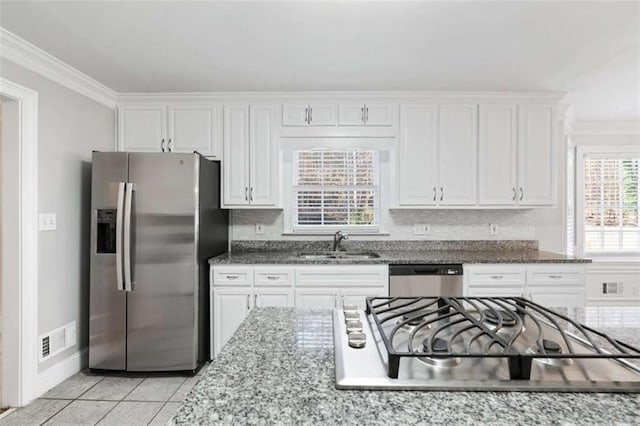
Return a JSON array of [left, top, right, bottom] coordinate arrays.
[[172, 307, 639, 425], [209, 249, 589, 265]]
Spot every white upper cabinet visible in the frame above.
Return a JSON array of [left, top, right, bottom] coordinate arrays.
[[118, 106, 166, 152], [398, 104, 439, 206], [478, 105, 518, 205], [518, 105, 555, 206], [438, 104, 478, 205], [338, 103, 393, 126], [397, 104, 477, 207], [282, 103, 336, 126], [118, 104, 220, 157], [223, 104, 278, 208], [167, 105, 219, 155], [478, 104, 556, 207]]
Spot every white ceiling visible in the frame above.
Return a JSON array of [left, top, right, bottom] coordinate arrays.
[[1, 1, 638, 120]]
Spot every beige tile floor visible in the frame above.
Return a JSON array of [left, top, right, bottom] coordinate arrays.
[[0, 366, 207, 425]]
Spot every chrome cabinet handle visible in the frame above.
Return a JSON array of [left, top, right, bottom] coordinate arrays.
[[341, 295, 345, 307], [519, 187, 524, 202], [250, 187, 254, 202], [440, 187, 444, 202], [548, 275, 562, 279], [365, 106, 369, 123], [490, 275, 504, 280], [246, 294, 251, 310], [266, 276, 279, 281], [245, 187, 248, 201], [512, 187, 516, 201], [160, 138, 166, 152], [167, 138, 173, 152], [304, 107, 309, 124], [433, 187, 436, 202], [115, 182, 126, 291], [226, 275, 239, 280], [361, 106, 365, 123], [254, 293, 258, 307], [334, 295, 338, 308], [308, 106, 313, 124]]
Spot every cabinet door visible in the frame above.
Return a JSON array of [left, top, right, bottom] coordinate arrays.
[[527, 286, 585, 308], [478, 105, 517, 205], [438, 104, 478, 205], [518, 105, 555, 205], [365, 104, 393, 126], [338, 103, 365, 126], [212, 288, 251, 356], [254, 288, 294, 307], [223, 105, 250, 205], [295, 289, 338, 308], [398, 104, 438, 206], [282, 104, 309, 126], [340, 288, 386, 310], [118, 106, 165, 152], [249, 105, 278, 206], [167, 105, 219, 157], [308, 104, 337, 126]]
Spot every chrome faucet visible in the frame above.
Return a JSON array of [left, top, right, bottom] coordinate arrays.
[[333, 231, 349, 251]]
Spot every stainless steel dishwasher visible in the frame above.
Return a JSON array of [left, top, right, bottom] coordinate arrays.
[[389, 264, 463, 297]]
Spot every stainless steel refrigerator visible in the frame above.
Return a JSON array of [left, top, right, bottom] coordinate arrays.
[[89, 152, 228, 372]]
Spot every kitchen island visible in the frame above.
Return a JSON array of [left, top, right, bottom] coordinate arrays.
[[171, 308, 640, 425]]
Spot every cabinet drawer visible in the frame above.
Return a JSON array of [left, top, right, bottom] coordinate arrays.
[[212, 267, 253, 286], [466, 269, 525, 286], [466, 286, 524, 298], [295, 265, 388, 288], [254, 267, 294, 287], [527, 266, 584, 286]]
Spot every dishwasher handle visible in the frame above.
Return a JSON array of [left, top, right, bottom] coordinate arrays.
[[389, 264, 463, 276]]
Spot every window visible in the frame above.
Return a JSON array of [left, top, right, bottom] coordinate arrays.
[[578, 148, 639, 256], [292, 149, 379, 231]]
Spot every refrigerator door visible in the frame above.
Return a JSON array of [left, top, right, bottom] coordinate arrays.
[[126, 153, 198, 371], [89, 152, 129, 370]]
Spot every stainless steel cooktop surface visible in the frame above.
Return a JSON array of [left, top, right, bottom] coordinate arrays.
[[334, 297, 640, 392]]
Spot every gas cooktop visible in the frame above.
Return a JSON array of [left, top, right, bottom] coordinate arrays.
[[333, 297, 640, 392]]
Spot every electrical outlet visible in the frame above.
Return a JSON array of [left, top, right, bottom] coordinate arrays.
[[39, 213, 57, 231], [489, 223, 498, 236], [255, 223, 265, 235], [413, 223, 431, 235]]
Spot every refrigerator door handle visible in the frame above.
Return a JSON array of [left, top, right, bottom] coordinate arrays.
[[115, 182, 126, 291], [123, 182, 134, 292]]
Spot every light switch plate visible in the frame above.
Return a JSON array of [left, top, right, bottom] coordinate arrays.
[[489, 223, 498, 235], [413, 223, 430, 235], [255, 223, 265, 235], [39, 213, 56, 231]]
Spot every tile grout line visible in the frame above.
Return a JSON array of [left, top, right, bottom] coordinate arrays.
[[38, 399, 73, 426], [166, 377, 189, 403], [146, 401, 169, 426]]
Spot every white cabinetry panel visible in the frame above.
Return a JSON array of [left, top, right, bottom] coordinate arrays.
[[365, 104, 393, 126], [249, 105, 278, 205], [518, 105, 555, 205], [438, 104, 478, 205], [478, 104, 517, 205], [398, 104, 438, 206], [338, 103, 365, 126], [223, 105, 250, 205], [118, 106, 165, 152], [212, 288, 251, 356], [254, 288, 294, 307], [167, 105, 219, 156], [295, 289, 338, 308]]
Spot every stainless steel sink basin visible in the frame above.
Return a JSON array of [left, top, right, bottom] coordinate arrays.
[[299, 251, 381, 260]]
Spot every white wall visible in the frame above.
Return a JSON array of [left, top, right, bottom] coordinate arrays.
[[0, 58, 115, 372]]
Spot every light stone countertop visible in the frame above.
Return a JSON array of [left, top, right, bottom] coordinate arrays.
[[171, 307, 640, 425]]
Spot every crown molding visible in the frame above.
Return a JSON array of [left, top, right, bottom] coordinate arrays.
[[0, 27, 117, 109], [117, 90, 568, 103], [571, 120, 640, 135]]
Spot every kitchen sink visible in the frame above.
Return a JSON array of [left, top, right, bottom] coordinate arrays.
[[299, 251, 381, 260]]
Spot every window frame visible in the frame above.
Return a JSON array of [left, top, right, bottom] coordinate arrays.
[[576, 145, 640, 259], [281, 138, 395, 235]]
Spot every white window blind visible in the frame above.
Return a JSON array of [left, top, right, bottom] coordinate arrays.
[[583, 155, 639, 254], [293, 149, 379, 231]]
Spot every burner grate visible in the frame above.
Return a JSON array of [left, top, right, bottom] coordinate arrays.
[[365, 296, 640, 380]]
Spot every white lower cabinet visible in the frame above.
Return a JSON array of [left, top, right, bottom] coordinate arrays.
[[464, 264, 585, 307], [211, 264, 388, 357]]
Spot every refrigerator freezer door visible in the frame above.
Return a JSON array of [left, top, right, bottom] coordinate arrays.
[[126, 153, 198, 371], [90, 152, 128, 370]]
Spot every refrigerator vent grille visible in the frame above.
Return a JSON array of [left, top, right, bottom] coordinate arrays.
[[39, 321, 76, 362]]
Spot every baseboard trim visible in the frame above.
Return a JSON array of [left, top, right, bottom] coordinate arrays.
[[36, 347, 88, 396]]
